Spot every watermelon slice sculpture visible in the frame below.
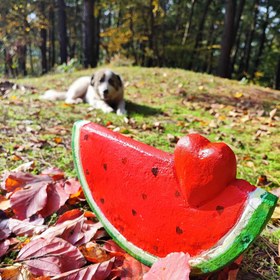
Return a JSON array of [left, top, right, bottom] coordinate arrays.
[[72, 120, 277, 275]]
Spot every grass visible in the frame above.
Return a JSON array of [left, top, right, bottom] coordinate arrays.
[[0, 65, 279, 278]]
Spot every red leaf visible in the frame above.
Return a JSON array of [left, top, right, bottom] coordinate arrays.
[[38, 182, 69, 218], [51, 258, 115, 280], [41, 167, 65, 181], [64, 178, 82, 195], [35, 210, 103, 246], [9, 217, 47, 236], [17, 237, 86, 277], [143, 252, 190, 280], [56, 209, 83, 224], [10, 181, 70, 220], [0, 240, 10, 258], [10, 182, 48, 219], [79, 242, 112, 263], [217, 255, 243, 280], [1, 172, 50, 193], [0, 216, 10, 240], [121, 254, 149, 279]]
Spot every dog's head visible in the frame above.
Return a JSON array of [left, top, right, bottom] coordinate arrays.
[[90, 69, 123, 101]]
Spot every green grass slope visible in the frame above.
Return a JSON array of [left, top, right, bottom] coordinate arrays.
[[1, 66, 279, 185]]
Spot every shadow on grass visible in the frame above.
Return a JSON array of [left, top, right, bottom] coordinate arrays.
[[126, 100, 162, 116]]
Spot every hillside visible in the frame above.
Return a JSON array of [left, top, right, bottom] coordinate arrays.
[[0, 66, 279, 279]]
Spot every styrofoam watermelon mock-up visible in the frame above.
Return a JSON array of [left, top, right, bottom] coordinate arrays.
[[72, 120, 277, 275]]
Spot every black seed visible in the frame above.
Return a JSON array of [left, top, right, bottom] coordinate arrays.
[[216, 205, 224, 214], [103, 163, 107, 171], [85, 169, 89, 175], [132, 209, 137, 216], [100, 198, 105, 204], [176, 226, 183, 235], [175, 190, 181, 197], [84, 134, 89, 140], [153, 245, 158, 252], [151, 167, 159, 177], [122, 158, 127, 164], [142, 193, 147, 200]]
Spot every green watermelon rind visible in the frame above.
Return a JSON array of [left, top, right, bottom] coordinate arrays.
[[72, 120, 277, 275]]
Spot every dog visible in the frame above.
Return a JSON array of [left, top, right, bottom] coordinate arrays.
[[41, 69, 126, 115]]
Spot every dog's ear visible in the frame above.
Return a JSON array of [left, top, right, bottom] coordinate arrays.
[[90, 74, 95, 86], [116, 74, 122, 87]]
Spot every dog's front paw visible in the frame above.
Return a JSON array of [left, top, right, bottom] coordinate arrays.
[[116, 108, 127, 115], [102, 106, 114, 114], [65, 98, 83, 104]]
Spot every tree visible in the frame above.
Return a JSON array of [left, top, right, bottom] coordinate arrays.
[[217, 0, 236, 78], [82, 0, 99, 68], [57, 0, 68, 64], [39, 1, 48, 74]]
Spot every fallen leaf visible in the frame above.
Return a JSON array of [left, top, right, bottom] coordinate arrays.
[[9, 217, 47, 236], [41, 167, 65, 181], [121, 253, 150, 279], [12, 161, 35, 173], [0, 239, 10, 257], [17, 237, 86, 277], [271, 205, 280, 220], [53, 137, 63, 144], [64, 178, 82, 195], [79, 241, 111, 263], [271, 188, 280, 198], [0, 264, 28, 280], [34, 209, 103, 246], [0, 214, 11, 240], [1, 172, 50, 193], [0, 195, 11, 210], [217, 255, 243, 280], [10, 182, 48, 220], [269, 108, 277, 120], [234, 92, 243, 98], [38, 182, 69, 218], [143, 252, 190, 280], [51, 258, 115, 280]]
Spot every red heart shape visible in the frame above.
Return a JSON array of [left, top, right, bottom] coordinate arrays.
[[174, 134, 237, 207]]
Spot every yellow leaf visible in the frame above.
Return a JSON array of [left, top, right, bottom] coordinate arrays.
[[272, 205, 280, 220], [234, 92, 243, 98], [53, 137, 62, 144]]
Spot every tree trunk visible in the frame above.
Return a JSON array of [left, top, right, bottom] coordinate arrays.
[[188, 0, 213, 70], [29, 43, 34, 75], [147, 0, 156, 67], [243, 0, 259, 74], [217, 0, 236, 78], [49, 2, 56, 68], [57, 0, 68, 64], [82, 0, 98, 68], [275, 57, 280, 90], [129, 7, 138, 64], [252, 0, 269, 76], [182, 0, 196, 45], [39, 2, 48, 74], [40, 27, 47, 73], [230, 22, 243, 76]]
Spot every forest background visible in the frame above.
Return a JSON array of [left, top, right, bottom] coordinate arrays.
[[0, 0, 279, 89]]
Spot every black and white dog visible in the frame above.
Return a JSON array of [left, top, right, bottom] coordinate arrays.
[[41, 69, 126, 115]]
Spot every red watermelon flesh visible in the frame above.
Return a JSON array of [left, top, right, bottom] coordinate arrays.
[[74, 122, 256, 257]]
